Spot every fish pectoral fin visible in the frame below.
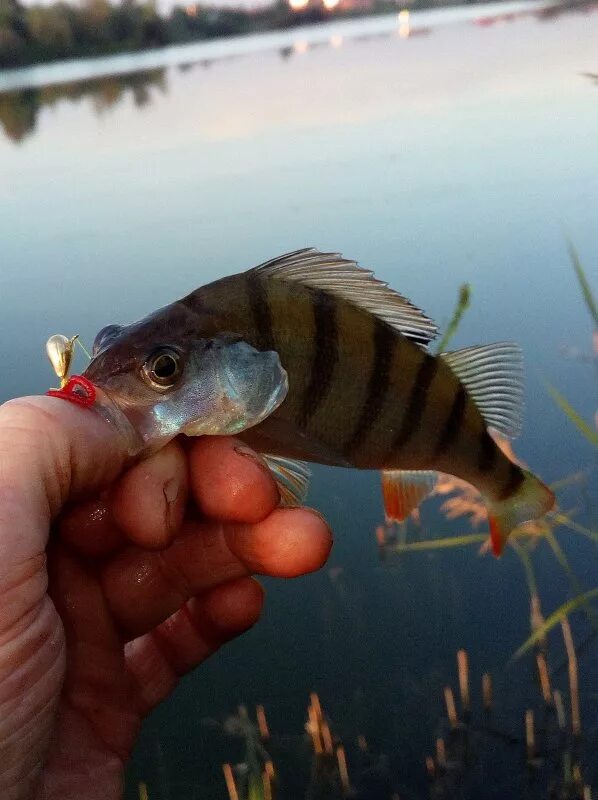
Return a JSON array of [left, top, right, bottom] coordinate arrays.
[[262, 455, 311, 506], [440, 343, 523, 439], [381, 469, 438, 522], [252, 248, 438, 347]]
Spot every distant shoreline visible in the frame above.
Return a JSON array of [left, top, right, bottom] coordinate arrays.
[[0, 0, 554, 92]]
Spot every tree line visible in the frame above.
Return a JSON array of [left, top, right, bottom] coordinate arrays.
[[0, 0, 355, 68]]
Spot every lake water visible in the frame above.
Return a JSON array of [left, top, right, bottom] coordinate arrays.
[[1, 3, 597, 798]]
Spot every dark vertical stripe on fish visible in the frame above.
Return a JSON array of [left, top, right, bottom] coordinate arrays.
[[478, 431, 498, 473], [247, 276, 273, 349], [391, 354, 438, 452], [298, 293, 338, 428], [498, 462, 526, 500], [344, 321, 395, 457], [433, 385, 467, 457]]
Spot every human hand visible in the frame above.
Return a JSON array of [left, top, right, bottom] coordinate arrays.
[[0, 396, 332, 800]]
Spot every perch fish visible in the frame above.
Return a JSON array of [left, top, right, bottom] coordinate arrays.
[[61, 249, 554, 555]]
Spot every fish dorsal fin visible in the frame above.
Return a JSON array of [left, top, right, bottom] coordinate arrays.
[[253, 249, 438, 347], [441, 342, 524, 439], [261, 455, 311, 506]]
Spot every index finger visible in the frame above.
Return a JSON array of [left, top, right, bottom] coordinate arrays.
[[188, 437, 280, 524]]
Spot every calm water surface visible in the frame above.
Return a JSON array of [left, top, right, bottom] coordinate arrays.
[[1, 5, 597, 797]]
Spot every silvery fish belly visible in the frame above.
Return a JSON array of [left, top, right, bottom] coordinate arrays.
[[85, 333, 288, 456], [82, 248, 554, 556]]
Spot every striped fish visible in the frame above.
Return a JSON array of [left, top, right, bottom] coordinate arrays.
[[84, 249, 554, 555]]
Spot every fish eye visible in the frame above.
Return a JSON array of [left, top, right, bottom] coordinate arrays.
[[143, 348, 182, 389]]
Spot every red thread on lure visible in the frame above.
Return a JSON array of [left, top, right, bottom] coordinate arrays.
[[47, 375, 96, 408]]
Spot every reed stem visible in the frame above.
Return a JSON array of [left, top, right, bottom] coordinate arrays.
[[561, 618, 581, 736], [444, 687, 458, 728], [457, 650, 470, 713], [222, 764, 239, 800]]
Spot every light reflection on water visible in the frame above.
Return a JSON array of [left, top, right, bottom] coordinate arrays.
[[0, 3, 597, 797]]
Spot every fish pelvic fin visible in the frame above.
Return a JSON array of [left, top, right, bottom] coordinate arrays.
[[381, 469, 437, 522], [262, 455, 311, 506], [486, 468, 555, 556]]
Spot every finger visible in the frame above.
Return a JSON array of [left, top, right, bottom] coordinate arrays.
[[110, 441, 188, 549], [225, 507, 332, 577], [0, 396, 128, 626], [58, 496, 126, 558], [0, 396, 127, 522], [189, 437, 279, 523], [48, 544, 139, 758], [102, 507, 332, 637], [58, 441, 188, 556], [125, 577, 263, 714]]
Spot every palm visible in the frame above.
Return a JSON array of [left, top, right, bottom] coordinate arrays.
[[39, 546, 139, 800], [0, 398, 331, 800]]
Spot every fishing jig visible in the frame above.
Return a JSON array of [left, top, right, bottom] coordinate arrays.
[[45, 334, 95, 407]]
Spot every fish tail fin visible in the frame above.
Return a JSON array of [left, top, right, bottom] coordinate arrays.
[[486, 469, 555, 556], [381, 469, 437, 522]]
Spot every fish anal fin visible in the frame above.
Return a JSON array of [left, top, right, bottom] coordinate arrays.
[[252, 248, 438, 347], [381, 469, 437, 522], [441, 342, 524, 439], [262, 455, 311, 506]]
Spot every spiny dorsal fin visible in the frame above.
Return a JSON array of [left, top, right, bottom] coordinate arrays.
[[261, 455, 311, 506], [253, 248, 438, 347], [441, 342, 524, 439]]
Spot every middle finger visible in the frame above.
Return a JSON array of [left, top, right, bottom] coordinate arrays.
[[101, 507, 332, 638]]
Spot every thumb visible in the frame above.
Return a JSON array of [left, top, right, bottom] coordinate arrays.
[[0, 395, 128, 580]]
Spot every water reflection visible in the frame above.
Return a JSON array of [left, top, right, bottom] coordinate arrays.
[[535, 0, 597, 17], [0, 67, 166, 144], [1, 0, 597, 144]]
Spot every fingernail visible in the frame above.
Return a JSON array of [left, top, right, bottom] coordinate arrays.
[[234, 443, 268, 469], [163, 478, 180, 531], [163, 478, 179, 505]]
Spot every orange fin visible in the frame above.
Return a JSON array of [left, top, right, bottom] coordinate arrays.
[[381, 470, 437, 522], [488, 516, 503, 557]]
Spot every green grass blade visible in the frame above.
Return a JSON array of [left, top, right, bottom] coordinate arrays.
[[543, 529, 592, 609], [248, 775, 266, 800], [544, 381, 598, 447], [435, 283, 472, 354], [549, 472, 587, 492], [543, 528, 598, 627], [511, 539, 538, 596], [553, 512, 598, 546], [567, 239, 598, 327], [511, 588, 598, 661], [392, 533, 487, 552]]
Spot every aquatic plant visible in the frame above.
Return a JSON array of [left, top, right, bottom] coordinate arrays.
[[218, 706, 276, 800], [434, 283, 472, 355], [567, 241, 598, 330], [147, 692, 395, 800], [426, 647, 593, 800]]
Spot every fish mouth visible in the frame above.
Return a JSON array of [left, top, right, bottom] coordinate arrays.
[[47, 374, 143, 456], [88, 383, 145, 457]]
